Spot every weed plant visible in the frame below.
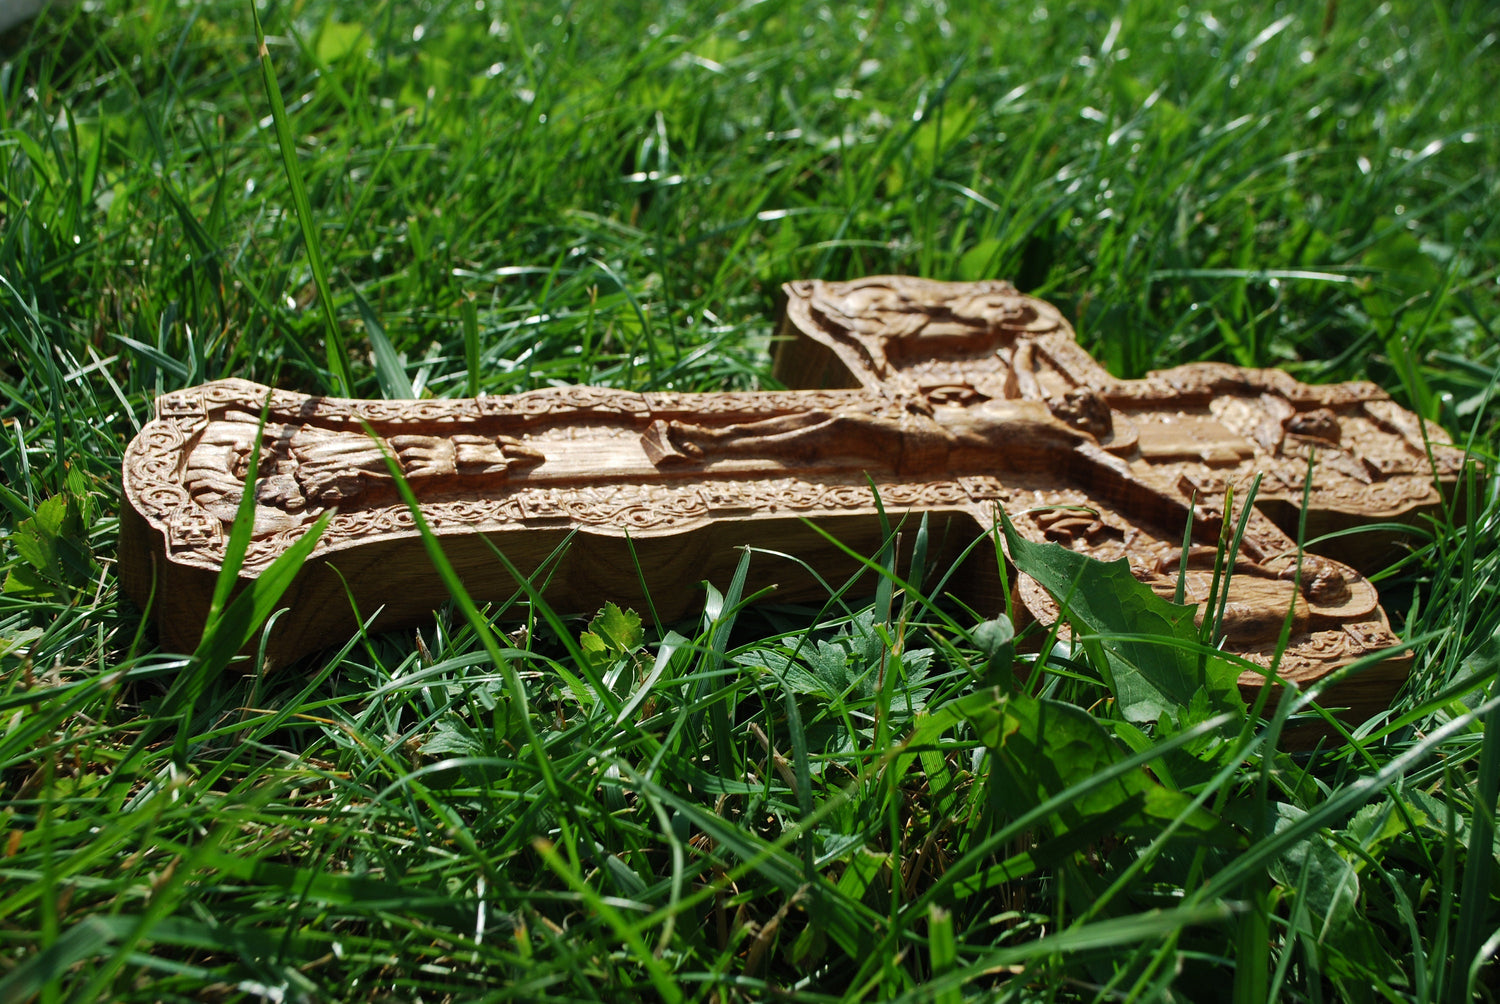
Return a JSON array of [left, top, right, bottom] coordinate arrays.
[[1, 1, 1498, 1000]]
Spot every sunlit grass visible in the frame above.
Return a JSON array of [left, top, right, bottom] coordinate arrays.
[[1, 0, 1497, 1000]]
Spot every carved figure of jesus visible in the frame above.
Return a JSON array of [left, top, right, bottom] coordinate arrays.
[[641, 397, 1112, 477], [181, 418, 544, 528]]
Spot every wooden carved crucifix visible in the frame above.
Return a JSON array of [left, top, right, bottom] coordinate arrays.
[[121, 276, 1465, 719]]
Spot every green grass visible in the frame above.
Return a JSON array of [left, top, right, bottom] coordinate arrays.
[[2, 0, 1498, 999]]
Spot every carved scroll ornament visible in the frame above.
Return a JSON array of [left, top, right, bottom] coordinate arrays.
[[120, 276, 1467, 723]]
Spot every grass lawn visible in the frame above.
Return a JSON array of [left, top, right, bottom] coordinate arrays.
[[2, 0, 1498, 1000]]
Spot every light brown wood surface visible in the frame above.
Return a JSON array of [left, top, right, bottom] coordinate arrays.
[[120, 276, 1468, 720]]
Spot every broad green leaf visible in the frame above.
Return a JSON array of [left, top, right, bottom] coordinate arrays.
[[420, 718, 483, 758], [1344, 800, 1408, 858], [957, 238, 1004, 282], [13, 496, 66, 575], [835, 847, 894, 911], [0, 626, 43, 656], [2, 563, 53, 599], [1360, 224, 1443, 326], [886, 96, 978, 196], [957, 690, 1228, 841], [1269, 803, 1359, 942], [999, 509, 1244, 724], [315, 18, 368, 63]]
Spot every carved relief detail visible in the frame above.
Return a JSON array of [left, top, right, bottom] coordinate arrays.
[[124, 371, 1003, 569], [782, 275, 1084, 399], [958, 475, 1009, 501], [480, 387, 651, 418], [644, 389, 885, 417], [123, 277, 1470, 715]]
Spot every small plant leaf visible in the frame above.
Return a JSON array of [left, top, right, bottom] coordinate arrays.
[[971, 614, 1015, 687], [580, 601, 644, 656], [0, 626, 43, 656], [3, 491, 96, 601]]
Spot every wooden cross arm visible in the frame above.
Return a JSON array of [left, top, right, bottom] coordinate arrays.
[[119, 377, 1009, 666]]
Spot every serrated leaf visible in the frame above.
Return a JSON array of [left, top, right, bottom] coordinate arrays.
[[420, 719, 481, 758], [807, 639, 858, 696], [584, 601, 643, 654], [4, 492, 96, 600], [11, 495, 67, 576], [1345, 800, 1407, 856], [999, 509, 1244, 724]]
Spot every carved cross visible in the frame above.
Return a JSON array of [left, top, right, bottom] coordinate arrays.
[[121, 276, 1465, 719]]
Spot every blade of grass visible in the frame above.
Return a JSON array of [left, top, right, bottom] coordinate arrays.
[[1451, 633, 1500, 1003], [533, 837, 685, 1004], [365, 420, 560, 800], [250, 1, 354, 397], [352, 285, 414, 399]]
